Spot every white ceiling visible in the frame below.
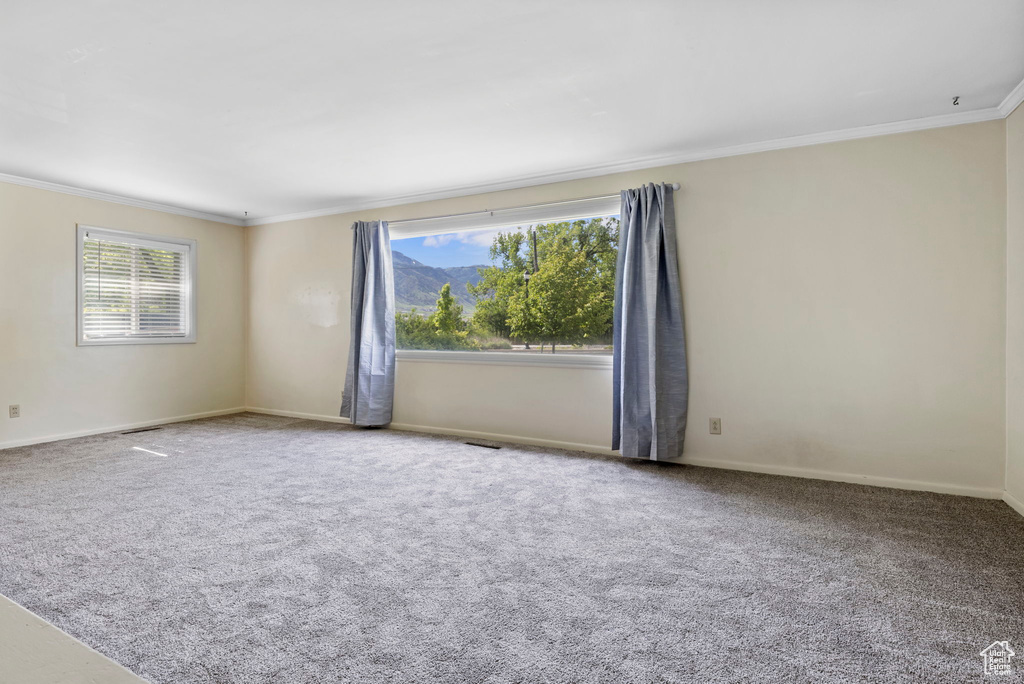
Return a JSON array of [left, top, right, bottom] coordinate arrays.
[[1, 0, 1022, 224]]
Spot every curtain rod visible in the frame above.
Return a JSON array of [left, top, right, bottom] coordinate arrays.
[[375, 183, 681, 229]]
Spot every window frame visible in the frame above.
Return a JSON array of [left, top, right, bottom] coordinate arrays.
[[76, 224, 198, 346], [389, 195, 620, 369]]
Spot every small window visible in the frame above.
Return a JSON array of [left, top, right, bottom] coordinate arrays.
[[77, 225, 196, 345], [391, 196, 619, 357]]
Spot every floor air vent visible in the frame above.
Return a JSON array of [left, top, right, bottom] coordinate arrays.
[[465, 442, 501, 449], [121, 426, 163, 435]]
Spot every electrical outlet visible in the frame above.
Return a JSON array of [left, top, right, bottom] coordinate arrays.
[[709, 417, 721, 435], [9, 404, 20, 419]]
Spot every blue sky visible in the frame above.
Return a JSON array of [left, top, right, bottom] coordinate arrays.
[[391, 226, 522, 269]]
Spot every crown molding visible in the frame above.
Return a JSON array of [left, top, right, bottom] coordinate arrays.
[[999, 75, 1024, 118], [0, 172, 244, 226], [244, 105, 1004, 226]]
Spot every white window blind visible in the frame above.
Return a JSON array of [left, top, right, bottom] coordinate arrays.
[[77, 226, 196, 345]]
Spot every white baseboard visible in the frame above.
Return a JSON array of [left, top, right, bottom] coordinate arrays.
[[1003, 490, 1024, 518], [244, 406, 615, 454], [387, 422, 618, 456], [245, 407, 351, 424], [680, 456, 1003, 499], [0, 407, 247, 451]]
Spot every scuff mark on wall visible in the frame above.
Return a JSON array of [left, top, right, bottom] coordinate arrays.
[[292, 286, 341, 328]]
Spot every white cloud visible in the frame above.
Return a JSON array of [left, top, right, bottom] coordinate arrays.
[[460, 225, 532, 247], [421, 225, 530, 249], [459, 228, 504, 247], [422, 233, 455, 247]]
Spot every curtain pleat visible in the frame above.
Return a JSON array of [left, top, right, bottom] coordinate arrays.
[[612, 184, 688, 460], [341, 221, 396, 426]]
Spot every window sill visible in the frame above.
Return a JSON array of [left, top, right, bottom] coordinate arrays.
[[396, 349, 612, 369], [77, 337, 196, 346]]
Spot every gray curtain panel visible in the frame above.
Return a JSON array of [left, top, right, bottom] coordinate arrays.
[[341, 220, 396, 426], [612, 183, 688, 460]]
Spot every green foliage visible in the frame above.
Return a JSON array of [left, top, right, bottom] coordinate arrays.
[[432, 283, 465, 335], [469, 217, 618, 351], [394, 284, 475, 350], [508, 248, 611, 348], [466, 230, 531, 339], [476, 338, 513, 350]]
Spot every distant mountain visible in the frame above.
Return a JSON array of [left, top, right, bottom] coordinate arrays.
[[392, 250, 487, 314]]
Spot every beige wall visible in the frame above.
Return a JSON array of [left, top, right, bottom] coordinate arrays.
[[247, 120, 1008, 496], [1006, 103, 1024, 509], [0, 182, 246, 448]]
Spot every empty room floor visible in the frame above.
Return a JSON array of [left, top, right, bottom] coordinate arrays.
[[1, 413, 1021, 683]]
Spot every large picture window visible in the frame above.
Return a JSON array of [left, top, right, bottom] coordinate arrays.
[[391, 197, 619, 358], [77, 225, 197, 345]]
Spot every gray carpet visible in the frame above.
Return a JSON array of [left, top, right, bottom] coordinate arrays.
[[1, 413, 1022, 683]]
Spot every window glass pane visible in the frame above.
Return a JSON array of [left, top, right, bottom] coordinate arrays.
[[392, 214, 619, 354]]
